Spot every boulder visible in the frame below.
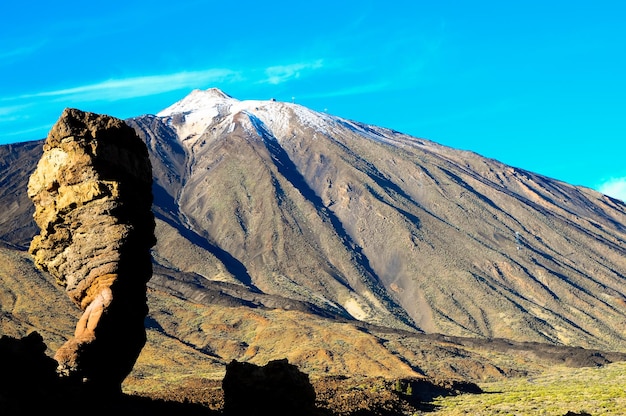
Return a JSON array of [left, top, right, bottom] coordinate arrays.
[[0, 332, 58, 392], [222, 358, 317, 416], [27, 108, 155, 393]]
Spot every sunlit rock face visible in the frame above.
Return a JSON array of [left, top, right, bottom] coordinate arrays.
[[27, 108, 155, 392]]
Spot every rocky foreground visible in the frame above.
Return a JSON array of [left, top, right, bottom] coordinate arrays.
[[0, 331, 483, 416]]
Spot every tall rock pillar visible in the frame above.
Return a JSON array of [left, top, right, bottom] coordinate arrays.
[[27, 108, 156, 392]]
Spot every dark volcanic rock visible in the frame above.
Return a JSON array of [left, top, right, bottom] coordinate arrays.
[[27, 108, 156, 392], [222, 358, 317, 416], [0, 332, 57, 392], [0, 332, 60, 415], [0, 334, 216, 416]]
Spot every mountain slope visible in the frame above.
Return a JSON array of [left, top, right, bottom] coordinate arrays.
[[2, 88, 625, 353], [4, 244, 625, 394], [0, 140, 42, 247], [128, 88, 626, 350]]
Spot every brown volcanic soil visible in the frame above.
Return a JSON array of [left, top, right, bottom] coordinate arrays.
[[3, 244, 624, 392], [0, 335, 474, 416], [2, 244, 626, 415], [131, 375, 484, 415]]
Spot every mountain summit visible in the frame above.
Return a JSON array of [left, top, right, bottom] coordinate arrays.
[[156, 88, 337, 149], [2, 88, 626, 354]]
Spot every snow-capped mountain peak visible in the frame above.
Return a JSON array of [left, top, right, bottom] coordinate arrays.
[[156, 88, 239, 143], [156, 88, 334, 145], [157, 88, 235, 118]]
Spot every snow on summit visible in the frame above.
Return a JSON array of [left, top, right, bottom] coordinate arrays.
[[156, 88, 334, 144], [157, 88, 234, 118]]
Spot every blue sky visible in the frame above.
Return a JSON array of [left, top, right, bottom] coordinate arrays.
[[1, 1, 625, 200]]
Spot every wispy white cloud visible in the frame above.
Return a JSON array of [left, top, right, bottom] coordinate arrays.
[[0, 104, 31, 116], [0, 104, 34, 124], [262, 60, 324, 85], [3, 124, 51, 138], [598, 177, 626, 202], [3, 59, 327, 106], [0, 41, 46, 61], [0, 69, 243, 144], [9, 69, 241, 103]]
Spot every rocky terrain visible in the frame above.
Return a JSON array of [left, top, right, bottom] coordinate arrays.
[[1, 89, 625, 414]]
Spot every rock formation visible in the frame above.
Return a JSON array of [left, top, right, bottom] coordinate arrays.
[[0, 332, 58, 393], [27, 108, 155, 392], [222, 359, 318, 416]]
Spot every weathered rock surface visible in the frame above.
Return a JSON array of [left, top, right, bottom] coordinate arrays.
[[27, 108, 155, 391]]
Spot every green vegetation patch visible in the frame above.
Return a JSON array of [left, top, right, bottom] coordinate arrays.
[[430, 362, 626, 415]]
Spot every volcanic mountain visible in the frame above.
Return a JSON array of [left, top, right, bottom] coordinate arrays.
[[1, 88, 625, 386], [134, 88, 626, 349]]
